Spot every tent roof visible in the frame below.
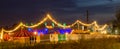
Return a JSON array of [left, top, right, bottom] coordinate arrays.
[[13, 30, 33, 37]]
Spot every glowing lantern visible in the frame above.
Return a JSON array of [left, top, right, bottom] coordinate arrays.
[[63, 23, 66, 26], [44, 22, 47, 26], [52, 23, 55, 27]]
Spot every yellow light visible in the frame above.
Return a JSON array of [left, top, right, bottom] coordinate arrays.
[[70, 20, 78, 26], [34, 31, 37, 35], [4, 22, 23, 33], [46, 26, 53, 29], [70, 30, 74, 34], [101, 30, 107, 34], [0, 28, 4, 39], [77, 20, 93, 26], [97, 24, 107, 30], [47, 14, 70, 28]]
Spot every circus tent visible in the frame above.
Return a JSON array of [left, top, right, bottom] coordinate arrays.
[[13, 30, 33, 37]]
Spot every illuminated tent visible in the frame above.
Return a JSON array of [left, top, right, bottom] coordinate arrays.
[[13, 30, 33, 37], [0, 14, 108, 39]]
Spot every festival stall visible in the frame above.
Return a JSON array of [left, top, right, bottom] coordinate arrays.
[[13, 30, 33, 43]]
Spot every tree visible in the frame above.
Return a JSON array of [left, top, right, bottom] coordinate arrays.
[[112, 9, 120, 34]]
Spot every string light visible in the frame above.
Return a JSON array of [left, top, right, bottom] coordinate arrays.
[[0, 28, 4, 39], [97, 24, 108, 30], [47, 14, 71, 28], [77, 20, 94, 26], [70, 20, 79, 26], [70, 30, 74, 34], [23, 17, 48, 28], [3, 22, 23, 33]]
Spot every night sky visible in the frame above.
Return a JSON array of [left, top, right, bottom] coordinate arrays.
[[0, 0, 120, 27]]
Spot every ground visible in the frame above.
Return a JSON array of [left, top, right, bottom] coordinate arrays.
[[0, 37, 120, 49]]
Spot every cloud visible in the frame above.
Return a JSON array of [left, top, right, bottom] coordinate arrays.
[[0, 0, 119, 26], [75, 0, 120, 7]]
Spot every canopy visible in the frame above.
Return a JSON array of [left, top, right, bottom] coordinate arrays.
[[13, 30, 33, 37]]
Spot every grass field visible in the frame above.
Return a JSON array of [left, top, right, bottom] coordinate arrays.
[[0, 37, 120, 49]]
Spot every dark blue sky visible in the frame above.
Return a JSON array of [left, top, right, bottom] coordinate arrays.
[[0, 0, 120, 26]]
